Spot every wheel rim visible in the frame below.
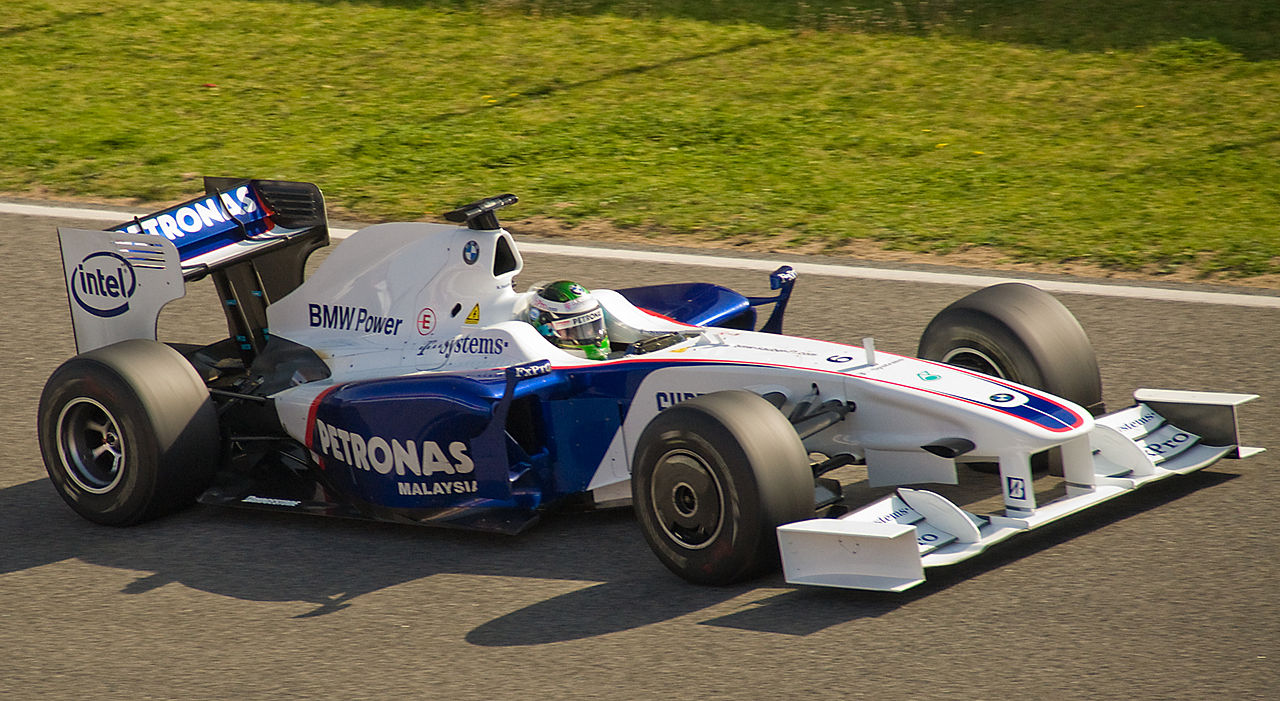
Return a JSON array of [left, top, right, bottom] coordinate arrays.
[[56, 398, 125, 494], [649, 449, 724, 550], [941, 346, 1007, 379]]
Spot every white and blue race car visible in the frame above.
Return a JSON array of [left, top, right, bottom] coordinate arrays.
[[41, 179, 1263, 591]]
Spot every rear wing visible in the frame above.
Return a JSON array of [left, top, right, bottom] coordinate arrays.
[[110, 176, 326, 278], [59, 178, 328, 356]]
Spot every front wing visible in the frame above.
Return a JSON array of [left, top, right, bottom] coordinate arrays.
[[777, 389, 1262, 591]]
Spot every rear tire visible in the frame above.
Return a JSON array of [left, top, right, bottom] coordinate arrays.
[[632, 390, 814, 585], [918, 283, 1104, 415], [38, 339, 220, 526]]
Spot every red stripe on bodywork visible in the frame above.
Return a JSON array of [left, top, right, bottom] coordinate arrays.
[[304, 383, 344, 452]]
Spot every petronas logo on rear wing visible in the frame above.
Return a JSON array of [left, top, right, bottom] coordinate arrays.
[[105, 178, 326, 274], [110, 183, 271, 263]]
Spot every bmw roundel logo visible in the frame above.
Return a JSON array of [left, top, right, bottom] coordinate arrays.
[[462, 240, 480, 265], [989, 393, 1016, 404]]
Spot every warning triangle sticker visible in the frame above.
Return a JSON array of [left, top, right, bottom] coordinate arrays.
[[464, 304, 481, 324]]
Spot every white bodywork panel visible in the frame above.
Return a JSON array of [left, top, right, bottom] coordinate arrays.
[[267, 222, 528, 370]]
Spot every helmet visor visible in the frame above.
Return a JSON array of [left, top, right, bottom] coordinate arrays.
[[549, 307, 607, 346]]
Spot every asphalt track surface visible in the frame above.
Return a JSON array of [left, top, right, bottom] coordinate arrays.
[[1, 207, 1276, 699]]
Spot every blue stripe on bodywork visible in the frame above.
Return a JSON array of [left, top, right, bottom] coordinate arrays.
[[909, 363, 1086, 432], [968, 391, 1083, 431]]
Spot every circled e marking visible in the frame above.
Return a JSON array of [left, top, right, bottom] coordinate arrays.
[[417, 307, 436, 335]]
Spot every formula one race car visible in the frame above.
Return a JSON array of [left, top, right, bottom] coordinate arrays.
[[40, 179, 1263, 591]]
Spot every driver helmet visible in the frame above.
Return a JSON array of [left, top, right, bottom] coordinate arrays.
[[528, 280, 610, 360]]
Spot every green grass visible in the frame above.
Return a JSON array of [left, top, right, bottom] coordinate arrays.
[[3, 0, 1279, 278]]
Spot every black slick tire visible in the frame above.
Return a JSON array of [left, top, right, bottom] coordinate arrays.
[[917, 283, 1104, 415], [631, 390, 814, 585], [38, 339, 220, 526]]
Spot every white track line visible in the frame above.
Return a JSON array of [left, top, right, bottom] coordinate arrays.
[[4, 200, 1277, 309], [515, 241, 1280, 308], [1, 202, 138, 222]]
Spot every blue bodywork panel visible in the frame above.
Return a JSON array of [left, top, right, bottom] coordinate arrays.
[[311, 374, 515, 507], [306, 360, 675, 524], [617, 265, 795, 333], [616, 283, 756, 329]]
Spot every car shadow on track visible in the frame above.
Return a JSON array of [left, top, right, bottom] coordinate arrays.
[[0, 470, 1237, 644]]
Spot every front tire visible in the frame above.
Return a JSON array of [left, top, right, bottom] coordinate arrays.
[[918, 283, 1104, 415], [632, 390, 814, 585], [38, 339, 220, 526]]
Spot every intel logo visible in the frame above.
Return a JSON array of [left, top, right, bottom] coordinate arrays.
[[70, 251, 136, 318]]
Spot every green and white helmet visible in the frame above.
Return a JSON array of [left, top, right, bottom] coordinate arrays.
[[528, 280, 610, 360]]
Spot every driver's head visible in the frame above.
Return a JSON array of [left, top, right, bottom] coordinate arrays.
[[528, 281, 610, 360]]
